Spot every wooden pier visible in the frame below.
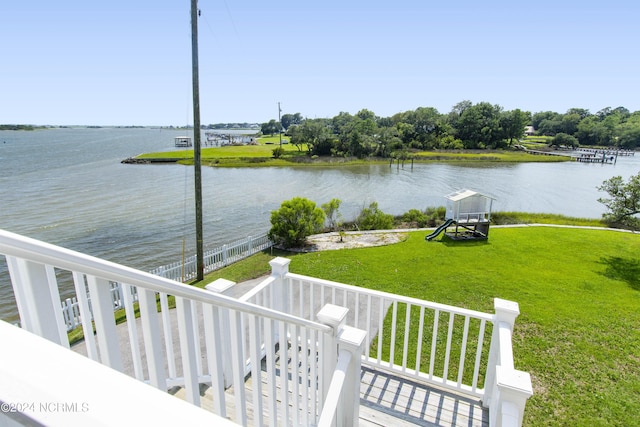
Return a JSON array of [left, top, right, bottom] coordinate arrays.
[[575, 153, 615, 163], [525, 147, 635, 164]]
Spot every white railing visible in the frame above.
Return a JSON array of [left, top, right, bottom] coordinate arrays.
[[456, 211, 490, 223], [150, 233, 272, 282], [483, 299, 534, 427], [244, 258, 533, 426], [244, 260, 493, 397], [0, 229, 364, 427], [60, 281, 138, 331], [58, 233, 272, 331]]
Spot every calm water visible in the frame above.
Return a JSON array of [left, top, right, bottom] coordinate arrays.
[[1, 128, 638, 322]]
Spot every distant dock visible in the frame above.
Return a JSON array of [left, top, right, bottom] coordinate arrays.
[[525, 147, 634, 164]]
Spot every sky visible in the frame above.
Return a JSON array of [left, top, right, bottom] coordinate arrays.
[[1, 0, 639, 126]]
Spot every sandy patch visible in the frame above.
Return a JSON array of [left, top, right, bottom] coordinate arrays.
[[285, 231, 409, 252]]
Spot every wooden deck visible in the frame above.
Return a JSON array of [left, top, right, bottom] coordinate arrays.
[[359, 367, 488, 427], [172, 363, 488, 427]]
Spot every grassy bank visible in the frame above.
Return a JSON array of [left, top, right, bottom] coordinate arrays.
[[201, 226, 640, 426], [135, 140, 570, 167]]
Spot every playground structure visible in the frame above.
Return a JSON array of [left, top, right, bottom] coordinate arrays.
[[426, 189, 495, 241]]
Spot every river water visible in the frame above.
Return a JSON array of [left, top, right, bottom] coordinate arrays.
[[1, 127, 638, 322]]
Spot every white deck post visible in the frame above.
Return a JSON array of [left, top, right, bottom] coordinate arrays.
[[270, 257, 291, 348], [6, 257, 69, 347], [269, 257, 291, 314], [317, 304, 348, 407], [484, 298, 532, 427], [483, 298, 520, 408], [205, 278, 235, 388], [494, 366, 533, 427], [336, 325, 367, 427]]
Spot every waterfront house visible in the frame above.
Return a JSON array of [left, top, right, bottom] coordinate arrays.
[[0, 229, 532, 426]]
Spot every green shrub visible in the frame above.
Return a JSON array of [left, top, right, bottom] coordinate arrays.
[[424, 206, 446, 226], [272, 147, 285, 158], [268, 197, 325, 248], [356, 202, 394, 230], [401, 209, 429, 227]]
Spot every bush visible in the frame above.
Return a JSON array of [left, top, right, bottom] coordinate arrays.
[[268, 197, 325, 248], [401, 209, 428, 227], [272, 147, 285, 158], [550, 132, 579, 148], [356, 202, 394, 230], [321, 198, 343, 231], [425, 206, 446, 227], [598, 173, 640, 231]]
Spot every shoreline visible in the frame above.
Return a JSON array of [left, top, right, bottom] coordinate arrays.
[[123, 149, 573, 167]]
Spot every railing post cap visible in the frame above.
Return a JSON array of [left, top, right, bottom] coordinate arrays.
[[494, 298, 520, 315], [205, 278, 236, 294], [269, 257, 291, 274], [317, 303, 349, 329], [496, 365, 533, 399], [337, 325, 367, 352]]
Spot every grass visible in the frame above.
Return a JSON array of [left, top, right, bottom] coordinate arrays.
[[136, 142, 571, 167], [203, 225, 640, 426], [414, 150, 569, 163], [491, 212, 606, 227]]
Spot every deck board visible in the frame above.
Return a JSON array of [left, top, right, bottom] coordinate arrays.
[[173, 363, 488, 426], [359, 367, 488, 427]]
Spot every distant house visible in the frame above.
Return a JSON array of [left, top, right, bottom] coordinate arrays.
[[524, 125, 535, 136]]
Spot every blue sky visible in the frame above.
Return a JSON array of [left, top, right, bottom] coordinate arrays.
[[2, 1, 639, 126]]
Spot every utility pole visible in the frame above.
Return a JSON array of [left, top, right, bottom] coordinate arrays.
[[278, 102, 282, 147], [191, 0, 204, 281]]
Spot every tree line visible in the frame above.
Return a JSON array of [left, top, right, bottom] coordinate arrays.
[[260, 102, 640, 158]]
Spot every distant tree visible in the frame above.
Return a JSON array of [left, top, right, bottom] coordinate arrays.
[[261, 119, 282, 136], [536, 118, 563, 136], [281, 113, 303, 130], [281, 114, 294, 130], [612, 106, 630, 119], [333, 110, 378, 157], [455, 102, 505, 148], [268, 197, 325, 248], [447, 100, 473, 131], [561, 113, 581, 135], [596, 107, 613, 120], [565, 108, 591, 120], [575, 116, 599, 146], [403, 107, 445, 149], [331, 111, 355, 134], [550, 133, 578, 148], [290, 119, 333, 154], [501, 109, 531, 145], [375, 127, 403, 157], [597, 173, 640, 230], [616, 115, 640, 149], [531, 111, 561, 130]]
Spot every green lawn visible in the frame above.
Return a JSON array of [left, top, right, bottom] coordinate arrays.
[[136, 141, 570, 166], [415, 150, 569, 162], [206, 226, 640, 426]]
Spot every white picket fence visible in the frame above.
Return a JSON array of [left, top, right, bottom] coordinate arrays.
[[61, 282, 138, 331], [60, 233, 273, 331], [150, 233, 272, 282]]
